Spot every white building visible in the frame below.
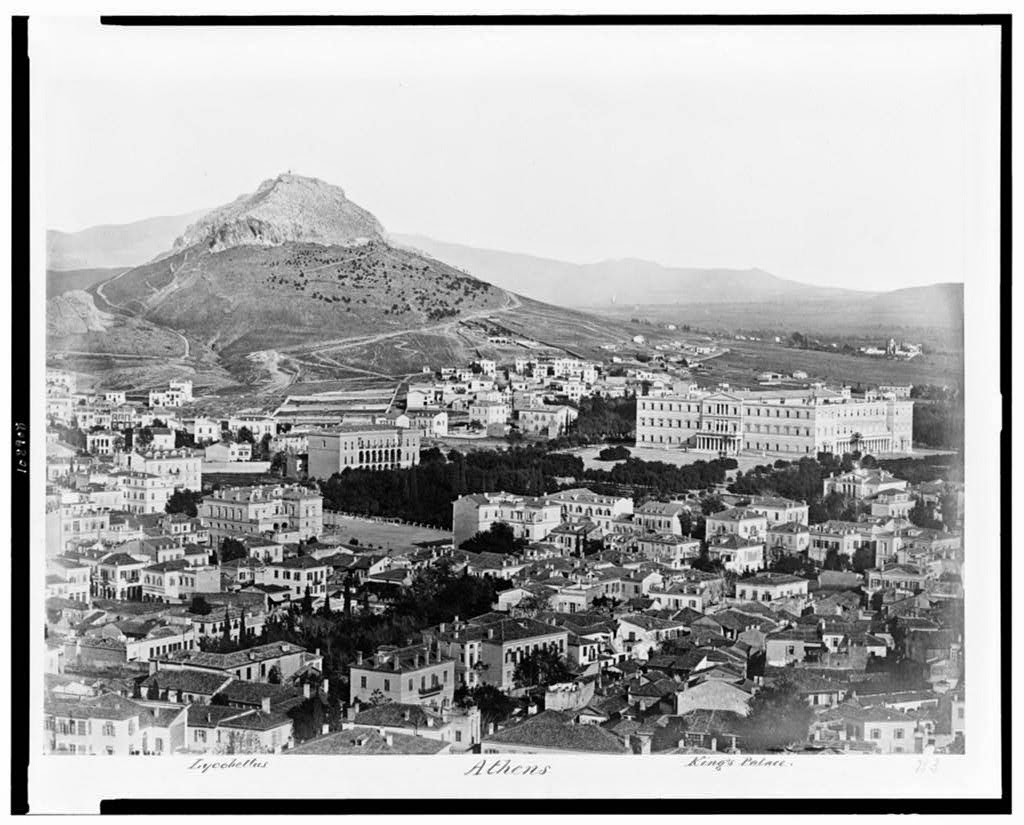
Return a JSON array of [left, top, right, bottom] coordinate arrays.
[[451, 492, 563, 548], [636, 387, 913, 456]]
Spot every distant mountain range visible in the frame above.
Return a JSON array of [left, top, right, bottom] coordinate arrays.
[[392, 234, 869, 307], [47, 210, 209, 271]]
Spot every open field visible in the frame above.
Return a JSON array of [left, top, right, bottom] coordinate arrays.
[[694, 339, 963, 391], [323, 515, 451, 549], [567, 443, 769, 474]]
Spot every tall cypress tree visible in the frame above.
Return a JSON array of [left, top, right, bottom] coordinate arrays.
[[238, 610, 247, 642], [222, 607, 232, 644]]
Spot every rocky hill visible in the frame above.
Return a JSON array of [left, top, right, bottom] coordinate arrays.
[[166, 173, 386, 257], [82, 174, 509, 361]]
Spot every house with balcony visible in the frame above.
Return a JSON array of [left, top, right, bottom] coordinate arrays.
[[349, 643, 456, 709]]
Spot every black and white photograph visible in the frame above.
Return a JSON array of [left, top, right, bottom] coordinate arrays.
[[14, 11, 1008, 814]]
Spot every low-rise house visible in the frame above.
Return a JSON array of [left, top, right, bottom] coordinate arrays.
[[151, 641, 322, 684], [746, 496, 809, 526], [734, 572, 810, 604], [185, 703, 294, 754], [204, 441, 253, 463], [615, 613, 687, 661], [823, 468, 908, 499], [285, 724, 451, 755], [352, 702, 480, 752], [864, 563, 931, 594], [675, 679, 753, 717], [764, 627, 826, 666], [635, 534, 701, 568]]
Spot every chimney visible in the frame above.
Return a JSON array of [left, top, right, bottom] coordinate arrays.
[[303, 682, 311, 699], [414, 653, 421, 668], [403, 709, 411, 721], [357, 650, 363, 665], [322, 678, 329, 695], [322, 723, 330, 735], [261, 697, 271, 714], [487, 628, 495, 639], [393, 656, 400, 672], [347, 700, 360, 721], [384, 732, 394, 747], [487, 722, 495, 735], [426, 716, 434, 728]]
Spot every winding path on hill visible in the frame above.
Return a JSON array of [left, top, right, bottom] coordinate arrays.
[[278, 289, 522, 357]]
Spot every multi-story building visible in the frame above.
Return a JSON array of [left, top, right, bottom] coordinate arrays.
[[468, 400, 511, 427], [634, 501, 690, 536], [141, 560, 220, 602], [93, 552, 147, 600], [636, 387, 913, 456], [516, 405, 578, 436], [116, 448, 203, 493], [349, 643, 456, 709], [198, 484, 324, 543], [705, 508, 768, 541], [767, 521, 811, 556], [115, 471, 177, 515], [808, 521, 877, 564], [545, 488, 634, 534], [149, 380, 193, 408], [306, 426, 421, 480], [45, 503, 111, 556], [47, 557, 91, 602], [255, 556, 330, 599], [44, 694, 187, 756], [451, 492, 563, 548], [425, 615, 569, 692], [707, 534, 765, 574], [85, 430, 119, 456]]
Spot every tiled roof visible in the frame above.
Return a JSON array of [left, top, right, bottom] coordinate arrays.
[[286, 726, 449, 755], [484, 710, 628, 753], [141, 670, 232, 696]]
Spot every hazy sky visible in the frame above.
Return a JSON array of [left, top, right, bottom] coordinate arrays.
[[34, 20, 999, 290]]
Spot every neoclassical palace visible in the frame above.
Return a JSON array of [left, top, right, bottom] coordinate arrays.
[[636, 385, 913, 457]]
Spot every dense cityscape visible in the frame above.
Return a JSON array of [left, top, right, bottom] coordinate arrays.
[[44, 343, 965, 757]]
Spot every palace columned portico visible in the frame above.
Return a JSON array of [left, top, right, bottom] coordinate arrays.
[[694, 432, 741, 455]]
